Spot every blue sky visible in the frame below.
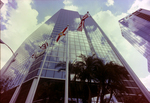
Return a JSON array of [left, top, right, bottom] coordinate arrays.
[[1, 0, 150, 91]]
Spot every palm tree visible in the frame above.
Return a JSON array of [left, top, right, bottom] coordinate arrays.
[[36, 54, 129, 103], [105, 62, 129, 103], [91, 58, 106, 103], [75, 54, 98, 103], [92, 60, 129, 103], [75, 54, 129, 103]]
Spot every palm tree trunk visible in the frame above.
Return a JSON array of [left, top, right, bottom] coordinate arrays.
[[107, 89, 113, 103], [87, 83, 91, 103], [100, 83, 105, 103], [96, 86, 101, 103], [82, 81, 86, 103], [100, 93, 104, 103]]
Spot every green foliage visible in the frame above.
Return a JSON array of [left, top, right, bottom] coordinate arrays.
[[35, 54, 130, 103]]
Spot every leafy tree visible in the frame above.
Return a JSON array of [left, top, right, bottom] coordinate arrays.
[[75, 54, 129, 103], [92, 59, 129, 103], [75, 54, 98, 103], [35, 54, 129, 103]]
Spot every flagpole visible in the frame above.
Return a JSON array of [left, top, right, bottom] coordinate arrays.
[[64, 25, 69, 103]]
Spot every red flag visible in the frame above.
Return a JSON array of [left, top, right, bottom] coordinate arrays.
[[32, 41, 48, 58], [82, 12, 90, 20], [39, 42, 48, 50], [32, 53, 36, 58], [77, 12, 90, 31], [55, 26, 69, 42], [77, 20, 85, 31]]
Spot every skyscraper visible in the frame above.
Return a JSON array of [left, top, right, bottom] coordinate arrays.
[[119, 8, 150, 73], [1, 9, 150, 103]]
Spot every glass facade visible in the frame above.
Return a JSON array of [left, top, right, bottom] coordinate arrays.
[[1, 9, 150, 103], [119, 8, 150, 73]]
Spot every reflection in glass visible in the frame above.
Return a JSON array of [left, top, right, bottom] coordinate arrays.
[[45, 70, 54, 77], [54, 71, 62, 78]]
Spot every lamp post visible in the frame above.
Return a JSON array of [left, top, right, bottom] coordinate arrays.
[[0, 39, 18, 75]]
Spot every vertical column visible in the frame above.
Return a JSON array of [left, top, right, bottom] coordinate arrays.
[[64, 27, 69, 103], [25, 37, 53, 103], [25, 78, 38, 103]]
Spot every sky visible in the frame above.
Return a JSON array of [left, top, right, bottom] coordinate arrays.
[[1, 0, 150, 91]]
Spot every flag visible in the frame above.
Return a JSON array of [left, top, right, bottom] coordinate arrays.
[[32, 53, 36, 58], [39, 42, 48, 50], [82, 11, 90, 20], [77, 12, 90, 31], [32, 41, 48, 58], [77, 20, 85, 31], [0, 39, 5, 44], [55, 25, 69, 42]]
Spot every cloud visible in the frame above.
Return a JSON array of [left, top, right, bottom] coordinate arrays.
[[1, 0, 38, 47], [44, 15, 51, 21], [86, 25, 94, 31], [63, 0, 78, 11], [140, 74, 150, 91], [64, 5, 78, 11], [1, 0, 52, 69], [93, 10, 127, 40], [106, 0, 114, 7], [1, 0, 9, 20], [63, 0, 72, 5], [127, 0, 150, 13]]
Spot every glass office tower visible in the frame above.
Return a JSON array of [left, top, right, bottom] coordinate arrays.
[[119, 8, 150, 73], [1, 9, 150, 103]]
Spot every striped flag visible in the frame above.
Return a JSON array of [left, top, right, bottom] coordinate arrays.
[[82, 11, 90, 20], [77, 11, 90, 31], [77, 20, 85, 31], [39, 42, 48, 50], [32, 41, 48, 58], [55, 25, 69, 42], [31, 53, 36, 58]]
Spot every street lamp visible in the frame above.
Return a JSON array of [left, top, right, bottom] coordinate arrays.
[[0, 39, 18, 75]]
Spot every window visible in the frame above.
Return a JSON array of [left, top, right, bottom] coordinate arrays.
[[45, 70, 54, 77]]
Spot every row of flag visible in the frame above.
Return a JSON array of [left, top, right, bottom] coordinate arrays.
[[32, 12, 90, 58], [55, 11, 90, 42]]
